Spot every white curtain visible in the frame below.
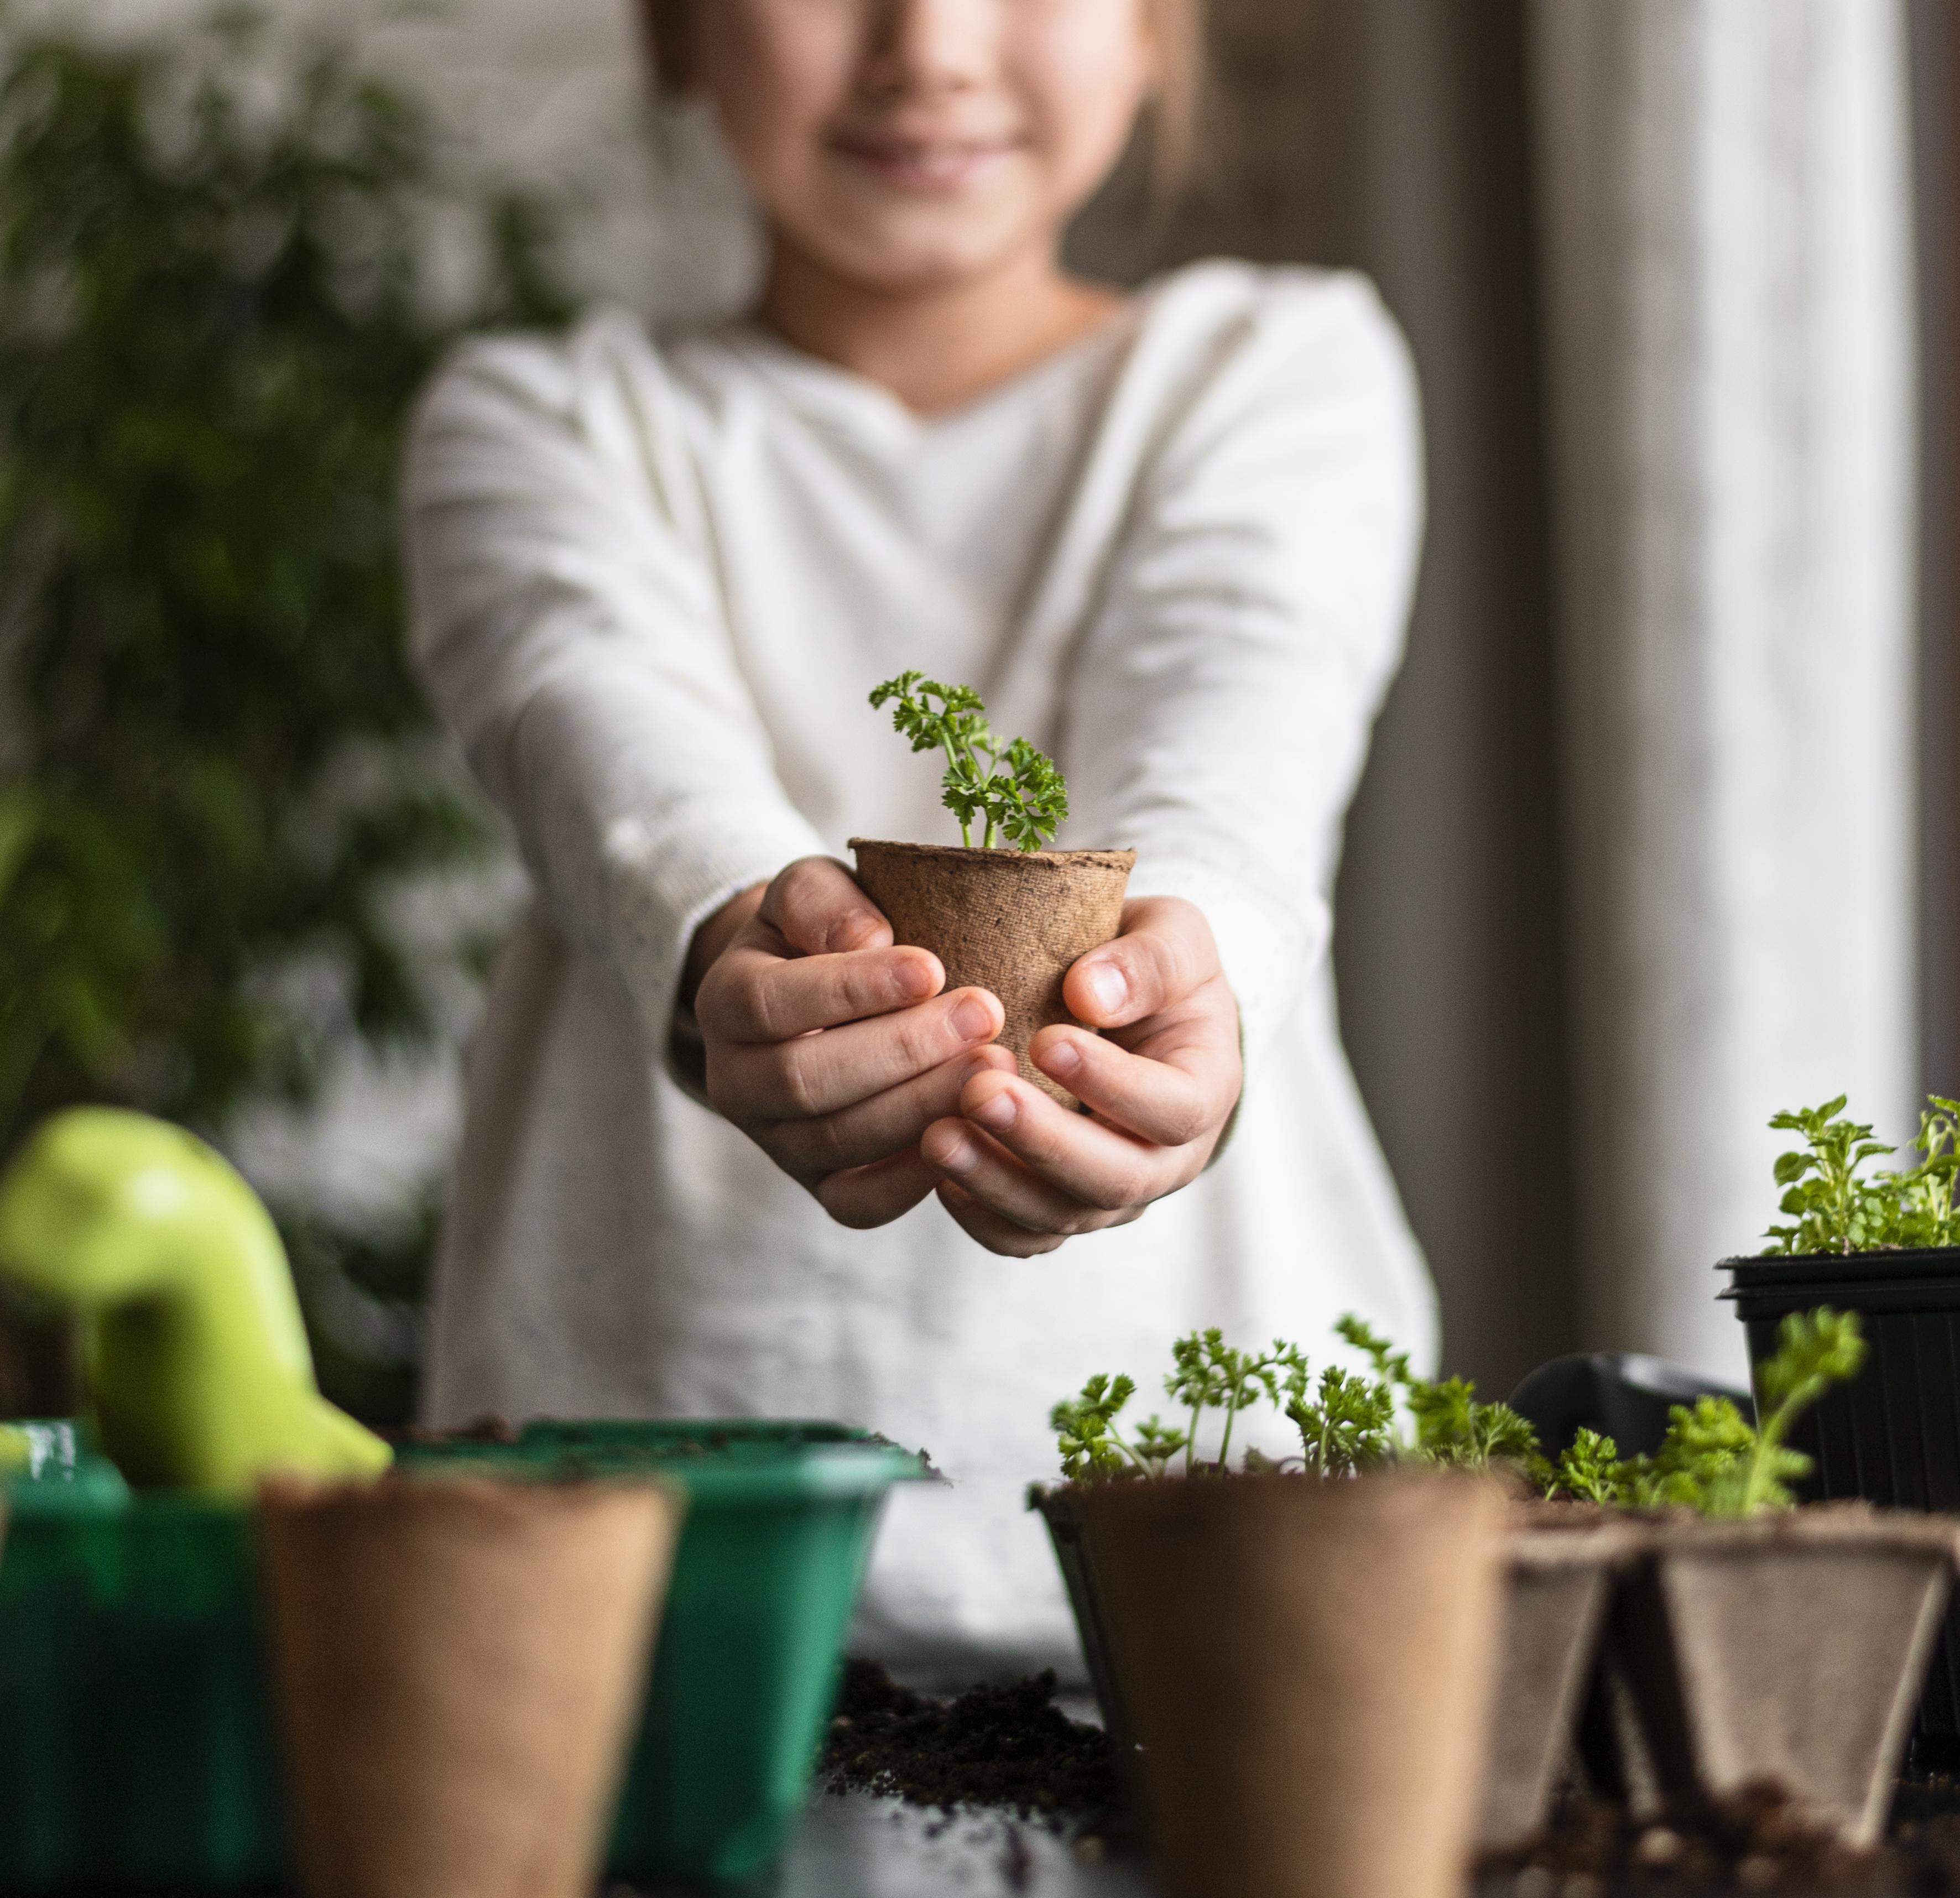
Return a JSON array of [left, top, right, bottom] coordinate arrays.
[[1528, 0, 1919, 1378]]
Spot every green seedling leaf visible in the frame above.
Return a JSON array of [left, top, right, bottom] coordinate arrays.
[[872, 674, 1067, 852]]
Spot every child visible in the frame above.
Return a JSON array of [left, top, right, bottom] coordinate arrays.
[[406, 0, 1435, 1682]]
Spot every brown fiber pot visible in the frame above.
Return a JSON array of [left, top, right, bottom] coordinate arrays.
[[1605, 1504, 1960, 1847], [849, 839, 1134, 1106], [259, 1474, 682, 1898], [1073, 1472, 1505, 1898], [1479, 1510, 1640, 1853]]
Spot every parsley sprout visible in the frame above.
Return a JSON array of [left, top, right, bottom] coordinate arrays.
[[1165, 1328, 1283, 1474], [870, 672, 1069, 851], [1049, 1374, 1189, 1482], [1335, 1315, 1539, 1472], [1551, 1427, 1624, 1505], [1049, 1315, 1544, 1485], [1278, 1351, 1397, 1478]]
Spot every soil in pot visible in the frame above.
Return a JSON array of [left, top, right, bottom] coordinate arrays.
[[1072, 1469, 1505, 1898], [1607, 1504, 1960, 1848], [1483, 1509, 1643, 1854], [259, 1473, 681, 1898], [849, 840, 1133, 1106]]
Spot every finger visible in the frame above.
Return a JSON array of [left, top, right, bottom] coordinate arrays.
[[769, 1046, 1016, 1180], [718, 987, 1003, 1121], [817, 1149, 942, 1229], [1028, 1002, 1239, 1148], [935, 1180, 1070, 1258], [760, 856, 894, 957], [921, 1112, 1142, 1235], [1064, 896, 1220, 1030], [937, 1073, 1190, 1215], [707, 940, 943, 1042]]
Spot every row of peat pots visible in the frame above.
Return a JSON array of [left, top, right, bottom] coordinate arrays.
[[0, 1419, 930, 1894], [1034, 1475, 1960, 1898]]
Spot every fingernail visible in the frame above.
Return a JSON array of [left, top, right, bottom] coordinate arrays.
[[969, 1090, 1017, 1133], [935, 1134, 978, 1176], [952, 995, 996, 1041], [1039, 1037, 1081, 1078], [1084, 961, 1128, 1016]]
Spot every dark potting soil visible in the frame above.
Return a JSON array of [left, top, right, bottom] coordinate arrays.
[[819, 1660, 1124, 1840], [1481, 1782, 1960, 1895]]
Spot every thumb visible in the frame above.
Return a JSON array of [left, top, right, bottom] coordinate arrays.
[[1064, 896, 1219, 1028]]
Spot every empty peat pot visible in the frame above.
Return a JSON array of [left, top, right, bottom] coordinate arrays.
[[1479, 1509, 1641, 1853], [1722, 1244, 1960, 1744], [1607, 1505, 1960, 1846], [849, 840, 1133, 1106], [260, 1474, 682, 1898], [1071, 1471, 1505, 1898]]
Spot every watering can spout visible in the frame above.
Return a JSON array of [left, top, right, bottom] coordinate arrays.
[[0, 1107, 390, 1494]]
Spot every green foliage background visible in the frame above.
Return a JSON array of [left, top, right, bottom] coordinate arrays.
[[0, 13, 572, 1419]]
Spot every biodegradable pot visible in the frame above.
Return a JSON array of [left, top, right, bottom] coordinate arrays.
[[1072, 1472, 1505, 1898], [1479, 1511, 1640, 1853], [1723, 1243, 1960, 1741], [260, 1474, 682, 1898], [1028, 1484, 1136, 1759], [849, 839, 1134, 1106], [1607, 1506, 1960, 1846]]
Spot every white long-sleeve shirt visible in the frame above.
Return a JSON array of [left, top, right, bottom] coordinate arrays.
[[406, 259, 1437, 1682]]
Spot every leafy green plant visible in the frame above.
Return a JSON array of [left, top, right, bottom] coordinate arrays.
[[1545, 1307, 1867, 1516], [1764, 1094, 1960, 1255], [1049, 1315, 1539, 1485], [869, 672, 1069, 851], [1276, 1350, 1396, 1478], [1334, 1315, 1540, 1471], [0, 16, 573, 1418], [1051, 1372, 1190, 1482]]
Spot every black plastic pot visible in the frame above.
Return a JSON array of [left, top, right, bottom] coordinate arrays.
[[1722, 1245, 1960, 1740]]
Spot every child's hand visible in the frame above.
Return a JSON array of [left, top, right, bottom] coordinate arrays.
[[689, 859, 1016, 1228], [918, 899, 1243, 1256]]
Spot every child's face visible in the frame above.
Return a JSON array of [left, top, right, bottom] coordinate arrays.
[[679, 0, 1156, 292]]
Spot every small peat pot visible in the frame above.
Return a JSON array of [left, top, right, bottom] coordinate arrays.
[[259, 1474, 681, 1898], [1071, 1472, 1505, 1898], [849, 839, 1133, 1105], [1479, 1510, 1641, 1854], [1606, 1506, 1960, 1846], [1028, 1483, 1135, 1759], [1722, 1244, 1960, 1741]]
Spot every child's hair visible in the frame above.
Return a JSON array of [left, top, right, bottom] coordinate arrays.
[[639, 0, 1208, 203]]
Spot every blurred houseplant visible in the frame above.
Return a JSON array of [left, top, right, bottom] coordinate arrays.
[[0, 10, 569, 1419]]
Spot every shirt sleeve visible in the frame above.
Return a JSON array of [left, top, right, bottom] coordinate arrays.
[[1060, 271, 1425, 1084], [403, 311, 827, 1052]]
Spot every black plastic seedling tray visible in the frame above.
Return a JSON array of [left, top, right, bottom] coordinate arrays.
[[1722, 1245, 1960, 1741]]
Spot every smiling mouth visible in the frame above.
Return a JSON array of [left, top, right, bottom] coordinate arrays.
[[827, 134, 1020, 192]]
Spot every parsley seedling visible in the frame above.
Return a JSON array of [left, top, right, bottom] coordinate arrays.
[[1050, 1374, 1190, 1482], [1335, 1315, 1540, 1472], [870, 672, 1069, 851], [1049, 1315, 1542, 1485]]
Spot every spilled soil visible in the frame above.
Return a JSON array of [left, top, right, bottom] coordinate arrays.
[[819, 1661, 1123, 1842]]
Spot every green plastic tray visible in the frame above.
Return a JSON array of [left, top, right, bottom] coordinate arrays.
[[0, 1417, 929, 1890]]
